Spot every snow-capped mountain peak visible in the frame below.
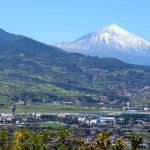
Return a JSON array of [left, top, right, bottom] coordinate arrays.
[[85, 24, 149, 51], [54, 24, 150, 65], [106, 24, 126, 31]]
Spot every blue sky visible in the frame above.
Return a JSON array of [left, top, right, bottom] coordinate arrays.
[[0, 0, 150, 43]]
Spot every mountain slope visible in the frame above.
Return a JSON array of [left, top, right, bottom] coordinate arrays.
[[0, 28, 150, 106], [0, 28, 67, 57], [55, 24, 150, 65]]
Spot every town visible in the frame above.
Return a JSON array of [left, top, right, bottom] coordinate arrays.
[[0, 104, 149, 149]]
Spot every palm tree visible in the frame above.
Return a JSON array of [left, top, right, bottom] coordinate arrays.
[[73, 138, 85, 150], [27, 131, 45, 150], [57, 129, 71, 144], [39, 129, 52, 144], [130, 135, 143, 150], [112, 138, 126, 150]]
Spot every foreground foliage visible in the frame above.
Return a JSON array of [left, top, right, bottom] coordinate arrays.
[[0, 129, 147, 150]]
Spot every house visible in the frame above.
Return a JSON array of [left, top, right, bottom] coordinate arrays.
[[99, 117, 116, 124], [78, 117, 86, 123], [40, 114, 59, 122], [89, 119, 100, 124]]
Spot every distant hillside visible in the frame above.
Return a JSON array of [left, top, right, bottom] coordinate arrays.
[[0, 28, 67, 56], [0, 28, 150, 106]]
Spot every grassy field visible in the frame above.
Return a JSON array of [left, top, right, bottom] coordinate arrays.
[[0, 104, 111, 114], [33, 122, 65, 129]]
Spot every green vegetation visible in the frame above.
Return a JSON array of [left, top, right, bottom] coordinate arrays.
[[0, 129, 146, 150], [0, 104, 110, 113], [34, 122, 65, 129], [130, 135, 143, 150], [1, 28, 150, 106]]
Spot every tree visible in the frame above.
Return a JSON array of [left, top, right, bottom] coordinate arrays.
[[14, 129, 29, 144], [0, 130, 10, 150], [13, 129, 48, 150], [57, 129, 71, 144], [55, 129, 73, 150], [112, 138, 126, 150], [130, 135, 143, 150], [96, 131, 111, 150], [72, 138, 86, 150], [39, 129, 52, 144], [26, 131, 46, 150], [13, 129, 30, 150]]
